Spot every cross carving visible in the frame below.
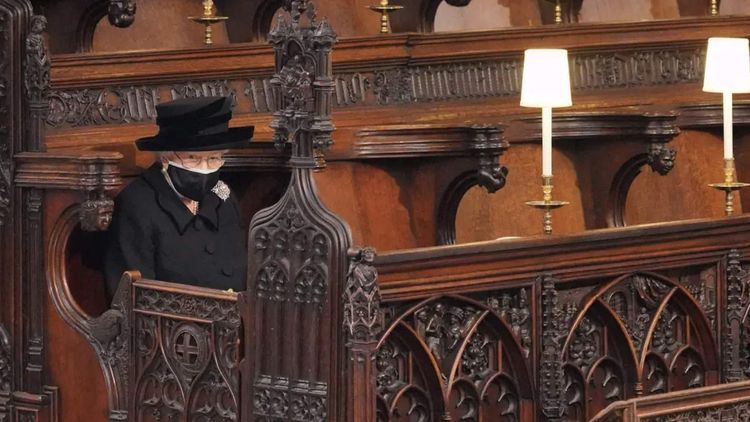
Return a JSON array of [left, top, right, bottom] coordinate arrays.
[[174, 332, 200, 365]]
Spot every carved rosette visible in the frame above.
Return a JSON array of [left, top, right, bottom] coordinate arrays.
[[342, 247, 380, 343]]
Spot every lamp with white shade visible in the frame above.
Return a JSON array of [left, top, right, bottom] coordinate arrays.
[[522, 49, 572, 235], [704, 37, 750, 216]]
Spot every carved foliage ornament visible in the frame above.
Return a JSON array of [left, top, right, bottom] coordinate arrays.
[[342, 247, 381, 342], [724, 250, 750, 382], [47, 46, 709, 131], [24, 15, 49, 103], [540, 274, 565, 419]]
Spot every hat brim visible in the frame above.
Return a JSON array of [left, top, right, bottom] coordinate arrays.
[[135, 126, 254, 151]]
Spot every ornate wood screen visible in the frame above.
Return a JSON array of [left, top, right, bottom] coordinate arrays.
[[242, 1, 351, 421], [365, 218, 750, 421], [129, 274, 241, 422]]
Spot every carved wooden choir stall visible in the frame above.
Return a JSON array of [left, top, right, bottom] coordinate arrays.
[[2, 0, 750, 421]]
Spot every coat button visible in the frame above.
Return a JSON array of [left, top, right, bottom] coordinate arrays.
[[221, 266, 234, 277], [194, 218, 204, 230], [205, 242, 215, 254]]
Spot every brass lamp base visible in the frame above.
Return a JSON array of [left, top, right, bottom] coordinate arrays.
[[368, 0, 403, 34], [709, 158, 749, 216], [526, 176, 569, 235], [189, 0, 228, 46]]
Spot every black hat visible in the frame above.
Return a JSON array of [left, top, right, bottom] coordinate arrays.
[[136, 96, 254, 151]]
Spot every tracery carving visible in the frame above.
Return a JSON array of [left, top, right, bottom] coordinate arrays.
[[376, 295, 530, 422], [132, 286, 240, 422], [566, 271, 714, 416], [254, 206, 330, 306], [253, 375, 327, 421]]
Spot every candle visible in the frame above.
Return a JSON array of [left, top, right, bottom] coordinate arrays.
[[724, 91, 733, 160], [542, 106, 552, 176]]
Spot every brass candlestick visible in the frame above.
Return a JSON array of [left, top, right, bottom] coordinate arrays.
[[526, 176, 569, 235], [709, 158, 749, 216], [189, 0, 228, 46], [554, 0, 563, 24], [710, 0, 719, 16], [368, 0, 403, 34]]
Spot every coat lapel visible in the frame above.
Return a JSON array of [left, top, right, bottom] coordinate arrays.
[[142, 164, 194, 234]]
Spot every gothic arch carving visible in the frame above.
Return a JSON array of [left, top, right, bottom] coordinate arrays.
[[562, 271, 718, 417], [376, 294, 533, 421]]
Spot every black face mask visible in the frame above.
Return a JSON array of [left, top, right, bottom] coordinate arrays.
[[166, 164, 220, 201]]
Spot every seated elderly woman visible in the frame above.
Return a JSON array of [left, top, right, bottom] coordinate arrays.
[[104, 96, 253, 298]]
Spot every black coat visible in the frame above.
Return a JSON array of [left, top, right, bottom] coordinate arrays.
[[104, 164, 247, 297]]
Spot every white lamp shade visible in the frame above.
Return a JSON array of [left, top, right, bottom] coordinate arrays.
[[703, 37, 750, 93], [520, 49, 573, 108]]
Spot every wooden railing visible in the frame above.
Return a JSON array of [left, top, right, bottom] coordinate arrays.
[[590, 380, 750, 422]]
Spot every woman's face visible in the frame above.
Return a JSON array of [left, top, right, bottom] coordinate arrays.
[[161, 151, 226, 171]]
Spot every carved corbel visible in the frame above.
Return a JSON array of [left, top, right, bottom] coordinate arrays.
[[473, 125, 509, 194], [607, 112, 679, 227], [80, 192, 115, 232], [646, 142, 677, 176], [14, 151, 122, 232], [107, 0, 136, 28], [437, 124, 508, 245]]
